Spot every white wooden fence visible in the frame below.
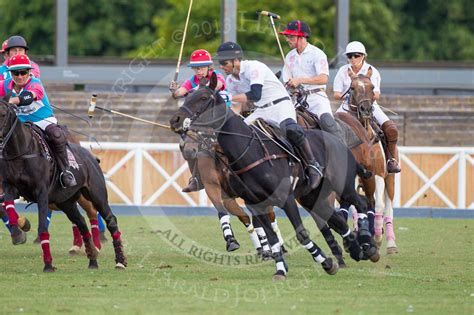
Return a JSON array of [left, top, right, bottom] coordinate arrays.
[[81, 142, 474, 209]]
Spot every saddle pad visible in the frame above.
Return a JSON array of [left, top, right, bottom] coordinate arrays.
[[26, 122, 53, 162], [335, 118, 363, 149]]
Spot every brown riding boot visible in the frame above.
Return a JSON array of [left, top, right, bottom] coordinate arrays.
[[296, 138, 323, 190], [182, 157, 204, 193], [381, 121, 401, 173]]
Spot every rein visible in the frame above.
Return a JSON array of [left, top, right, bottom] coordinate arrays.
[[0, 104, 39, 160]]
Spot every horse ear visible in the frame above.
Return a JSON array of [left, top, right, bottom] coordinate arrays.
[[347, 68, 357, 80], [208, 71, 217, 90], [199, 77, 208, 87], [367, 66, 373, 78]]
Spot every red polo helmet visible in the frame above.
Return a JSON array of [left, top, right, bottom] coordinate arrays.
[[279, 20, 311, 38], [8, 54, 32, 71], [187, 49, 213, 67]]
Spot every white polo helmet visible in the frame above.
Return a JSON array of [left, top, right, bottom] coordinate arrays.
[[345, 41, 367, 56]]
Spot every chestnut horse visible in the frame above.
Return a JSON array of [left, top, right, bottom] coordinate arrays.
[[334, 73, 398, 254]]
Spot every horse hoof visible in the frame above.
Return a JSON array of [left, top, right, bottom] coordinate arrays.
[[43, 264, 57, 273], [11, 226, 27, 245], [115, 262, 126, 270], [68, 245, 84, 256], [33, 236, 41, 244], [281, 245, 289, 257], [18, 217, 31, 232], [226, 238, 240, 252], [272, 271, 287, 281], [374, 235, 383, 248], [387, 246, 399, 254], [369, 249, 381, 263], [322, 258, 339, 275], [88, 259, 99, 269]]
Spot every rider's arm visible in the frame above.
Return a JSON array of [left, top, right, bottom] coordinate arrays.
[[233, 84, 263, 103], [10, 91, 36, 105], [333, 92, 343, 100], [287, 74, 328, 87]]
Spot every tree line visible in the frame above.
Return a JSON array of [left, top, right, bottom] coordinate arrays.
[[0, 0, 472, 61]]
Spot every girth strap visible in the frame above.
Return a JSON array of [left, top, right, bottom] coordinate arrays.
[[234, 153, 288, 175]]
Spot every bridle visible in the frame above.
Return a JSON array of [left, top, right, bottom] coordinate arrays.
[[0, 102, 19, 154], [345, 76, 375, 121]]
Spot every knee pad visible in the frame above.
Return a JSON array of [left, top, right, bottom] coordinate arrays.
[[45, 124, 67, 146], [280, 118, 305, 147], [382, 121, 398, 143]]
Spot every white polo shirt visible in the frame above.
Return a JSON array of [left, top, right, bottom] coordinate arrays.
[[333, 62, 381, 94], [239, 60, 290, 108], [282, 43, 329, 90], [225, 74, 250, 95]]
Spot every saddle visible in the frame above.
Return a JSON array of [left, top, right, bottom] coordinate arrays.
[[252, 119, 294, 155], [295, 107, 363, 149]]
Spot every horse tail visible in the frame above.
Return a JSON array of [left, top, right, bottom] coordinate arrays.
[[356, 163, 372, 179]]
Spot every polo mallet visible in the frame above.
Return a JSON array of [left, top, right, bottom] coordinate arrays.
[[257, 10, 286, 65], [87, 94, 171, 130], [173, 0, 194, 82]]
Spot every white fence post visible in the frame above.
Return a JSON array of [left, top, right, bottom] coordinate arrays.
[[458, 152, 466, 209], [134, 148, 143, 205]]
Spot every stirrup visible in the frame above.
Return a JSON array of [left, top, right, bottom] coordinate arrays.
[[60, 170, 77, 188]]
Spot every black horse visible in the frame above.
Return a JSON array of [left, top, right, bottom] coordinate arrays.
[[170, 74, 379, 280], [0, 98, 127, 272]]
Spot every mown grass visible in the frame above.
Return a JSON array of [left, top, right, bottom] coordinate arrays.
[[0, 214, 472, 315]]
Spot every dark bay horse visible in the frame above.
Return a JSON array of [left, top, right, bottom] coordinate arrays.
[[0, 99, 127, 272], [335, 73, 398, 254], [183, 131, 349, 266], [170, 74, 378, 280]]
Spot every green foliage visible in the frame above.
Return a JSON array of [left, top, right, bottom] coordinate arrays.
[[0, 0, 472, 60], [0, 0, 166, 56]]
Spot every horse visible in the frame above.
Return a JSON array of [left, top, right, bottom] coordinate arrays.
[[334, 72, 398, 254], [1, 132, 107, 255], [0, 99, 127, 272], [170, 73, 379, 280], [183, 131, 348, 266]]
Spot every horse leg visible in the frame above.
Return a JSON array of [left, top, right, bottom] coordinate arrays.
[[3, 199, 27, 245], [247, 204, 288, 280], [267, 207, 285, 252], [59, 202, 99, 269], [373, 175, 386, 248], [340, 190, 380, 263], [384, 185, 398, 254], [97, 215, 108, 243], [35, 192, 56, 272], [251, 214, 272, 260], [223, 198, 262, 252], [84, 186, 127, 269], [311, 212, 346, 267], [0, 206, 12, 233], [283, 196, 338, 276], [69, 224, 84, 256], [80, 196, 101, 250]]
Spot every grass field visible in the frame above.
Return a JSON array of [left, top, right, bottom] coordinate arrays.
[[0, 214, 472, 315]]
